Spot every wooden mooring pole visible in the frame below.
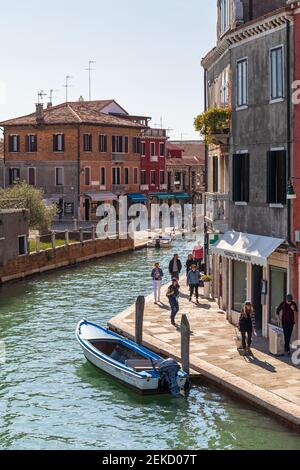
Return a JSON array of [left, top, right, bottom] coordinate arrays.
[[135, 296, 145, 345], [181, 314, 190, 375]]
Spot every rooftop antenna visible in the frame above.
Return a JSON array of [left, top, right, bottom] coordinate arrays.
[[64, 75, 73, 103], [48, 89, 58, 105], [180, 132, 188, 141], [154, 116, 164, 129], [166, 127, 174, 138], [85, 60, 96, 101], [37, 90, 47, 104]]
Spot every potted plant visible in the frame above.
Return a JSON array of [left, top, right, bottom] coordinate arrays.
[[201, 274, 212, 299], [194, 108, 231, 145]]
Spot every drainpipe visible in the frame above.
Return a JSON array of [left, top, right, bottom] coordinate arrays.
[[0, 126, 4, 187], [286, 18, 292, 245], [204, 68, 209, 274], [77, 124, 81, 220]]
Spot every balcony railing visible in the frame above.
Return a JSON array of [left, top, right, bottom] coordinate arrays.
[[150, 156, 158, 162], [111, 153, 125, 162], [140, 184, 149, 191], [112, 185, 125, 193], [205, 193, 229, 229]]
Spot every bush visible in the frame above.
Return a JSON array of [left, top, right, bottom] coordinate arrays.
[[194, 108, 231, 144]]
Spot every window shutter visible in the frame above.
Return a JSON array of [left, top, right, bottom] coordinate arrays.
[[89, 135, 92, 151], [53, 135, 57, 152], [17, 136, 20, 152], [8, 135, 13, 152], [232, 154, 239, 202], [244, 153, 250, 203], [267, 151, 276, 203], [125, 137, 128, 153], [112, 136, 116, 153], [62, 134, 65, 152], [279, 150, 287, 204], [25, 135, 29, 153]]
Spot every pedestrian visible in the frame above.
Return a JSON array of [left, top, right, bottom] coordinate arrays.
[[166, 278, 180, 325], [185, 254, 194, 277], [238, 301, 256, 354], [192, 243, 204, 270], [276, 294, 298, 355], [151, 262, 164, 304], [168, 254, 182, 280], [187, 264, 200, 303]]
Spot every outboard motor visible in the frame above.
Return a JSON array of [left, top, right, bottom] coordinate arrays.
[[158, 358, 181, 397]]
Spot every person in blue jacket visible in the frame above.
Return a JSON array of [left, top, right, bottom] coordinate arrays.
[[166, 278, 180, 325], [187, 264, 200, 303], [151, 262, 164, 304]]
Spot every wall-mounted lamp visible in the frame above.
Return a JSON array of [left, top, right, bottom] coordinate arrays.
[[287, 177, 300, 200]]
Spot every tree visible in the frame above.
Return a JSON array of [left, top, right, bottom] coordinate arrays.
[[0, 182, 57, 230], [194, 108, 231, 144]]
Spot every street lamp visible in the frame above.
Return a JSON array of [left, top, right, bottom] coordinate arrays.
[[287, 177, 300, 200]]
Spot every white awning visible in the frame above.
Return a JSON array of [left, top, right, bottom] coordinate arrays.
[[84, 192, 118, 202], [211, 231, 285, 267]]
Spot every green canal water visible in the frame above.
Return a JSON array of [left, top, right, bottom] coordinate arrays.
[[0, 236, 300, 450]]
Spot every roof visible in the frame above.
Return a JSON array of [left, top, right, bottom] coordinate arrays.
[[166, 156, 203, 167], [170, 141, 205, 163], [0, 139, 3, 156], [0, 100, 146, 129], [166, 142, 184, 152]]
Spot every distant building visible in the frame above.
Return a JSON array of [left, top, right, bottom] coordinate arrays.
[[0, 100, 149, 221], [139, 128, 167, 196], [0, 209, 29, 265], [0, 139, 4, 188]]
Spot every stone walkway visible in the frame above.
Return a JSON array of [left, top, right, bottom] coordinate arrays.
[[108, 276, 300, 431]]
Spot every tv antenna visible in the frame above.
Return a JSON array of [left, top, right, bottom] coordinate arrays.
[[180, 132, 188, 141], [37, 90, 47, 104], [48, 89, 58, 105], [154, 116, 164, 129], [85, 60, 96, 101], [64, 75, 73, 103]]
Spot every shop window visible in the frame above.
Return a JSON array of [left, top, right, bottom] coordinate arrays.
[[232, 260, 247, 312], [269, 266, 287, 325]]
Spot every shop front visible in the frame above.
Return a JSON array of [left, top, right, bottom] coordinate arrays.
[[211, 231, 289, 338]]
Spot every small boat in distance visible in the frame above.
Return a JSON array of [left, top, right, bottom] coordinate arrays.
[[147, 234, 173, 248], [76, 320, 188, 396]]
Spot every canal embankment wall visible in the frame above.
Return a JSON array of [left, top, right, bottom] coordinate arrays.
[[0, 237, 135, 284]]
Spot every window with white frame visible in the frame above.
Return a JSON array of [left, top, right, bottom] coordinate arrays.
[[220, 0, 230, 34], [28, 167, 36, 186], [221, 68, 229, 107], [9, 135, 20, 152], [270, 46, 284, 101], [55, 167, 64, 186], [133, 168, 138, 185], [150, 142, 155, 157], [237, 58, 248, 107], [112, 167, 121, 185]]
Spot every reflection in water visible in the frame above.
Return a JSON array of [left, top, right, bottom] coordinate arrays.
[[0, 236, 300, 450]]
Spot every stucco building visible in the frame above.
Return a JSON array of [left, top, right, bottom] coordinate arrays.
[[0, 209, 29, 265]]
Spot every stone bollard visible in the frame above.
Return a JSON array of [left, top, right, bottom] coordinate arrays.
[[51, 231, 56, 250], [92, 226, 96, 241], [73, 218, 78, 231], [36, 236, 40, 253], [79, 229, 84, 243], [65, 230, 69, 246]]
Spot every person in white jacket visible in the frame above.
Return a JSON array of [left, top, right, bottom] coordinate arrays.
[[151, 263, 164, 304]]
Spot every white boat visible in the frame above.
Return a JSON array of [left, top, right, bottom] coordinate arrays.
[[147, 234, 173, 248], [76, 320, 188, 395]]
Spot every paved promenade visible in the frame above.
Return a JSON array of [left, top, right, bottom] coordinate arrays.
[[108, 277, 300, 431]]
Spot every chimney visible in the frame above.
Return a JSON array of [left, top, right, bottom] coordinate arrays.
[[47, 102, 53, 109], [36, 103, 44, 125]]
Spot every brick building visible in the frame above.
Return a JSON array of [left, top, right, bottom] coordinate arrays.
[[139, 128, 167, 195], [0, 100, 148, 221]]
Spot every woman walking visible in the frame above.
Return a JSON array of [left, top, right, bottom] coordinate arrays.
[[151, 262, 164, 304], [239, 301, 256, 354], [185, 254, 194, 276], [166, 278, 180, 325], [187, 264, 200, 303]]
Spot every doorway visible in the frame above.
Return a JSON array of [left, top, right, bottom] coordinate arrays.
[[85, 198, 90, 221], [252, 265, 263, 331]]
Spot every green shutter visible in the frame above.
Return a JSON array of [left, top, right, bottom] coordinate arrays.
[[278, 150, 287, 204], [267, 151, 276, 203], [232, 154, 241, 202], [243, 153, 250, 202]]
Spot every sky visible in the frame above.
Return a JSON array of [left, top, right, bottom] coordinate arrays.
[[0, 0, 216, 140]]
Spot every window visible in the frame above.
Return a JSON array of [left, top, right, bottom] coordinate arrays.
[[269, 266, 287, 325], [221, 68, 229, 107], [28, 167, 36, 186], [159, 143, 165, 157], [141, 142, 146, 156], [9, 135, 20, 152], [232, 261, 247, 312], [100, 167, 106, 186], [182, 173, 186, 190], [175, 172, 182, 186], [53, 134, 65, 152], [232, 153, 250, 202], [133, 137, 141, 154], [55, 167, 63, 186], [220, 0, 230, 34], [83, 134, 92, 152], [150, 142, 155, 157], [26, 134, 37, 153], [270, 46, 284, 100], [141, 170, 146, 185], [134, 168, 138, 185], [9, 168, 20, 185], [18, 235, 27, 256], [150, 170, 156, 185], [112, 167, 121, 185], [237, 59, 248, 107], [99, 134, 107, 153], [124, 168, 129, 185], [160, 171, 165, 185], [213, 156, 219, 193], [112, 136, 128, 153], [84, 167, 91, 186], [267, 150, 286, 204]]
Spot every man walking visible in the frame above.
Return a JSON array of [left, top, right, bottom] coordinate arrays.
[[166, 278, 180, 325], [187, 264, 200, 303], [276, 294, 298, 355], [168, 254, 182, 280]]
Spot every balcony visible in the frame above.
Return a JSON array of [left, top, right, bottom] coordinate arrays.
[[140, 184, 149, 191], [111, 153, 125, 163], [160, 184, 167, 190], [112, 185, 125, 193], [142, 128, 167, 138], [150, 156, 158, 162], [205, 193, 229, 232]]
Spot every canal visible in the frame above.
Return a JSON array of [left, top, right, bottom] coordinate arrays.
[[0, 235, 300, 450]]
